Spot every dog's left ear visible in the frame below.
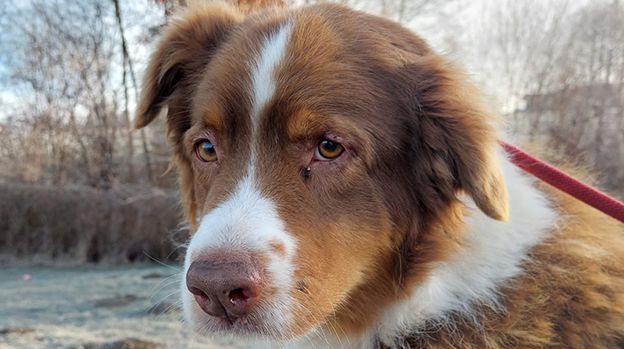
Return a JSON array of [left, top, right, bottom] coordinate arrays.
[[398, 56, 509, 221]]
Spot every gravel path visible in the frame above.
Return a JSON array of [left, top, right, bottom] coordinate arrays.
[[0, 264, 242, 349]]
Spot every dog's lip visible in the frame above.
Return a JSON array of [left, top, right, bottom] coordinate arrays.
[[194, 312, 275, 337]]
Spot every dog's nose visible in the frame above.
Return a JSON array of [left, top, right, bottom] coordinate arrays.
[[186, 257, 262, 321]]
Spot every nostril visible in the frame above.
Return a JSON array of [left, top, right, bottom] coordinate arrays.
[[189, 288, 227, 319], [188, 286, 208, 298], [228, 288, 250, 305]]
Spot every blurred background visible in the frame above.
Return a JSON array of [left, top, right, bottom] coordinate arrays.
[[0, 0, 622, 348]]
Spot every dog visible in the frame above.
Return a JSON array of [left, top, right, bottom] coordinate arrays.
[[135, 2, 624, 348]]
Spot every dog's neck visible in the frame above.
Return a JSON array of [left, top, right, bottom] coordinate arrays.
[[275, 147, 559, 349], [373, 148, 559, 346]]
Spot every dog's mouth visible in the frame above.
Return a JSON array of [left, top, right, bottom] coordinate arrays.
[[191, 311, 272, 336], [183, 288, 299, 340]]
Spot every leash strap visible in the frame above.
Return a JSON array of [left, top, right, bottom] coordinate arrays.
[[501, 141, 624, 223]]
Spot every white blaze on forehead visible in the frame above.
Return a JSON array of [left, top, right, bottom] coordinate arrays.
[[249, 21, 292, 131], [183, 21, 296, 275]]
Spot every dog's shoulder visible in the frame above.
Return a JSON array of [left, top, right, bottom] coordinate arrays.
[[399, 166, 624, 349]]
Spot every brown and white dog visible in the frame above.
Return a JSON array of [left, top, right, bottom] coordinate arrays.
[[135, 2, 624, 348]]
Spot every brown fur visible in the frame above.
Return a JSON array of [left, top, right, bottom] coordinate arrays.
[[387, 183, 624, 349], [136, 1, 624, 347]]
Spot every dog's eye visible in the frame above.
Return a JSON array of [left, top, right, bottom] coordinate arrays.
[[194, 140, 217, 162], [316, 139, 344, 160]]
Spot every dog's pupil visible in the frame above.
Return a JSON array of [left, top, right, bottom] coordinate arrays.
[[322, 140, 336, 152], [202, 142, 214, 155]]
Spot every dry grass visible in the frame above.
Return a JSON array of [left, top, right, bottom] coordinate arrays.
[[0, 182, 186, 264]]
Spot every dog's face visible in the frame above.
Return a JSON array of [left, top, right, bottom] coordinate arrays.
[[136, 2, 508, 341]]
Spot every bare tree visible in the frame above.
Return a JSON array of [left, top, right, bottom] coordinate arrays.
[[112, 0, 155, 183], [1, 1, 124, 188], [472, 0, 624, 195]]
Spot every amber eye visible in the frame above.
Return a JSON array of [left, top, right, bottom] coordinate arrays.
[[317, 139, 344, 160], [195, 140, 217, 162]]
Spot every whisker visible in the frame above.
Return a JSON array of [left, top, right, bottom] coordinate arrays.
[[141, 250, 180, 270]]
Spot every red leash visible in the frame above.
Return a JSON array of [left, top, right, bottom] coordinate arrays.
[[501, 141, 624, 223]]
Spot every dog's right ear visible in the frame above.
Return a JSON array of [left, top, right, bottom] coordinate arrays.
[[135, 2, 243, 130]]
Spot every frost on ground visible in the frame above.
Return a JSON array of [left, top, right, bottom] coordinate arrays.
[[0, 264, 242, 349]]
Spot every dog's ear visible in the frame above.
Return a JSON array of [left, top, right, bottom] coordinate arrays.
[[135, 2, 243, 131], [398, 56, 509, 221]]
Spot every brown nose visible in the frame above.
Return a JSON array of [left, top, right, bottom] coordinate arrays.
[[186, 256, 262, 322]]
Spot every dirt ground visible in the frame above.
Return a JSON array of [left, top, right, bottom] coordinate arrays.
[[0, 264, 242, 349]]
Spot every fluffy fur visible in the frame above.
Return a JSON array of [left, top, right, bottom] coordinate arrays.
[[136, 2, 624, 348]]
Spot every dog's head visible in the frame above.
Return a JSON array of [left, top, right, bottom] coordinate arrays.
[[136, 1, 508, 341]]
